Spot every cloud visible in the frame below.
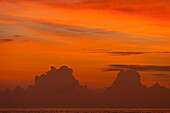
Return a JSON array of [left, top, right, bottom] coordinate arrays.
[[87, 50, 170, 56], [30, 21, 129, 39], [0, 38, 13, 43], [0, 14, 128, 40], [0, 0, 94, 4], [1, 0, 169, 20], [34, 21, 165, 43], [0, 12, 168, 44], [107, 52, 151, 56], [106, 64, 170, 71], [152, 74, 167, 76], [152, 74, 170, 77], [24, 0, 169, 20], [13, 35, 23, 37], [0, 65, 170, 108], [0, 35, 27, 43], [107, 52, 170, 56]]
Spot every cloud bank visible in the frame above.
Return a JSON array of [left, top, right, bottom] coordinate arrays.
[[0, 65, 169, 108]]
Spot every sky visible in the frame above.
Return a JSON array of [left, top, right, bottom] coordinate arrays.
[[0, 0, 170, 92]]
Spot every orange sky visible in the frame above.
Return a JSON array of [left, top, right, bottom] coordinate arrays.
[[0, 0, 170, 92]]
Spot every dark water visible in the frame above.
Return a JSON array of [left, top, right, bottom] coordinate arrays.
[[0, 108, 170, 113]]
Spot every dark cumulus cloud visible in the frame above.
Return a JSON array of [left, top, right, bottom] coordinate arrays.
[[0, 65, 170, 108], [106, 64, 170, 71]]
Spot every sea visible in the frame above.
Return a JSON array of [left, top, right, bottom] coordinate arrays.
[[0, 108, 170, 113]]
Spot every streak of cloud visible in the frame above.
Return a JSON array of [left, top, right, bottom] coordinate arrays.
[[0, 38, 13, 43], [152, 74, 166, 76], [107, 52, 170, 56], [105, 64, 170, 71], [30, 21, 129, 39]]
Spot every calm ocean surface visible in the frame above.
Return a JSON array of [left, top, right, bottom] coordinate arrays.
[[0, 108, 170, 113]]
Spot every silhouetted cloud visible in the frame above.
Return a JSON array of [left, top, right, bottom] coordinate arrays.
[[152, 74, 170, 77], [13, 35, 22, 37], [105, 69, 123, 71], [35, 65, 82, 92], [106, 64, 170, 71], [104, 69, 170, 107], [152, 74, 167, 76], [0, 38, 13, 43], [88, 50, 170, 56], [105, 70, 143, 93], [0, 35, 30, 43], [107, 52, 170, 56], [108, 52, 150, 55], [0, 65, 169, 108]]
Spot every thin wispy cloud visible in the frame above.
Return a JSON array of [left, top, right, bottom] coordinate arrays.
[[0, 38, 13, 43], [107, 52, 170, 56], [152, 74, 170, 77], [30, 21, 129, 39], [87, 50, 170, 56], [9, 0, 168, 20], [106, 64, 170, 71]]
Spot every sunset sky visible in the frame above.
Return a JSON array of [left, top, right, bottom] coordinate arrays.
[[0, 0, 170, 92]]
